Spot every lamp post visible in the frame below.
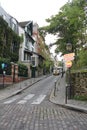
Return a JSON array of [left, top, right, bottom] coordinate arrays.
[[66, 43, 72, 99], [61, 59, 64, 78]]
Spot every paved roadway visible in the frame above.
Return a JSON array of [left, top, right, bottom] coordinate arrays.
[[0, 75, 87, 130]]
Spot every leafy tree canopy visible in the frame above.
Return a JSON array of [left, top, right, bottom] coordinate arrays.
[[40, 0, 87, 55]]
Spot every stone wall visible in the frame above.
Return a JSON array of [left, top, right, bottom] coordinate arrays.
[[71, 72, 87, 96]]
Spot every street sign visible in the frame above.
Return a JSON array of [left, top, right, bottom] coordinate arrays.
[[1, 63, 5, 69], [63, 53, 75, 61], [65, 61, 72, 68]]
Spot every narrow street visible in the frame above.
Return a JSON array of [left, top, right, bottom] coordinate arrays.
[[0, 75, 87, 130]]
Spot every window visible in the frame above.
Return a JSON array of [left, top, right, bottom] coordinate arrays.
[[32, 57, 35, 66], [24, 52, 31, 61]]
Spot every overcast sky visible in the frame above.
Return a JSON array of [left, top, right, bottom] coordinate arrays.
[[0, 0, 68, 60], [0, 0, 68, 27]]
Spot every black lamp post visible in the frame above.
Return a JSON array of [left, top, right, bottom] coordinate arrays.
[[66, 42, 72, 99], [61, 59, 64, 78]]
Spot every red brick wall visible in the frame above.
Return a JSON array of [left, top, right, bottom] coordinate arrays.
[[0, 63, 29, 85], [0, 75, 13, 84]]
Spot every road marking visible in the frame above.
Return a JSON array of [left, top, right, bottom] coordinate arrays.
[[31, 95, 46, 104], [17, 94, 34, 104], [3, 94, 46, 105], [17, 100, 27, 104], [23, 94, 34, 100], [4, 97, 18, 104]]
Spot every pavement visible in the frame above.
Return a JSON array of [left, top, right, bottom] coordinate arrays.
[[0, 74, 87, 113], [49, 74, 87, 113], [0, 75, 48, 100]]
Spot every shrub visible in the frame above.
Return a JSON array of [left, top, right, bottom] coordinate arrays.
[[18, 63, 28, 77]]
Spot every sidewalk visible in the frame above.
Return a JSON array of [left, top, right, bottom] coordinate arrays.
[[50, 74, 87, 113], [0, 75, 47, 101]]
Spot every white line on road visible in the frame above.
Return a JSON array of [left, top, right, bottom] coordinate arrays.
[[17, 94, 34, 104], [17, 100, 27, 104], [3, 94, 46, 105], [4, 97, 18, 104], [31, 95, 46, 104], [23, 94, 34, 100]]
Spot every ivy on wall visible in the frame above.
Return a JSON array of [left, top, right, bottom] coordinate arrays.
[[0, 16, 21, 62], [18, 63, 28, 77]]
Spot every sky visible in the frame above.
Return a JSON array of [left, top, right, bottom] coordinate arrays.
[[0, 0, 68, 60]]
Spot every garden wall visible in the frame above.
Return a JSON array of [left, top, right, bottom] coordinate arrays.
[[71, 71, 87, 96], [0, 63, 29, 87]]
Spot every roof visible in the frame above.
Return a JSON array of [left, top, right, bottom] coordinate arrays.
[[19, 21, 32, 28]]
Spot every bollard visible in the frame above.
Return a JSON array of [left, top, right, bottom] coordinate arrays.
[[65, 85, 68, 104], [54, 80, 57, 96], [67, 84, 71, 99], [65, 84, 71, 104]]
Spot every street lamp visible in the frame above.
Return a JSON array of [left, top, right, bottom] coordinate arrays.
[[66, 43, 72, 52], [66, 42, 72, 99], [61, 59, 64, 78]]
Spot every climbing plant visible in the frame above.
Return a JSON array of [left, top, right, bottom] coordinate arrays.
[[0, 16, 21, 62]]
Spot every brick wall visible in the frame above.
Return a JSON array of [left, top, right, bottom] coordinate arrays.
[[0, 75, 13, 85], [0, 63, 29, 86]]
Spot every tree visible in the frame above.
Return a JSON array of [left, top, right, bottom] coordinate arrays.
[[40, 0, 86, 55], [76, 49, 87, 68]]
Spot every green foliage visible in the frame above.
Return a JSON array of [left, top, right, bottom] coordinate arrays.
[[75, 49, 87, 69], [40, 0, 86, 55], [10, 53, 19, 63], [43, 59, 53, 73], [0, 57, 11, 75], [18, 63, 28, 77], [30, 64, 38, 71], [74, 95, 87, 101], [0, 16, 21, 62]]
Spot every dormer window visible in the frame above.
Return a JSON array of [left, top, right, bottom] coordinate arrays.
[[25, 25, 32, 36]]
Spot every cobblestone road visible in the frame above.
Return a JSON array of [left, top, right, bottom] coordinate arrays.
[[0, 75, 87, 130], [0, 100, 87, 130]]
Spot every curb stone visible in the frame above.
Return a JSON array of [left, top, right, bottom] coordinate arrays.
[[0, 75, 49, 100], [49, 88, 87, 114]]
